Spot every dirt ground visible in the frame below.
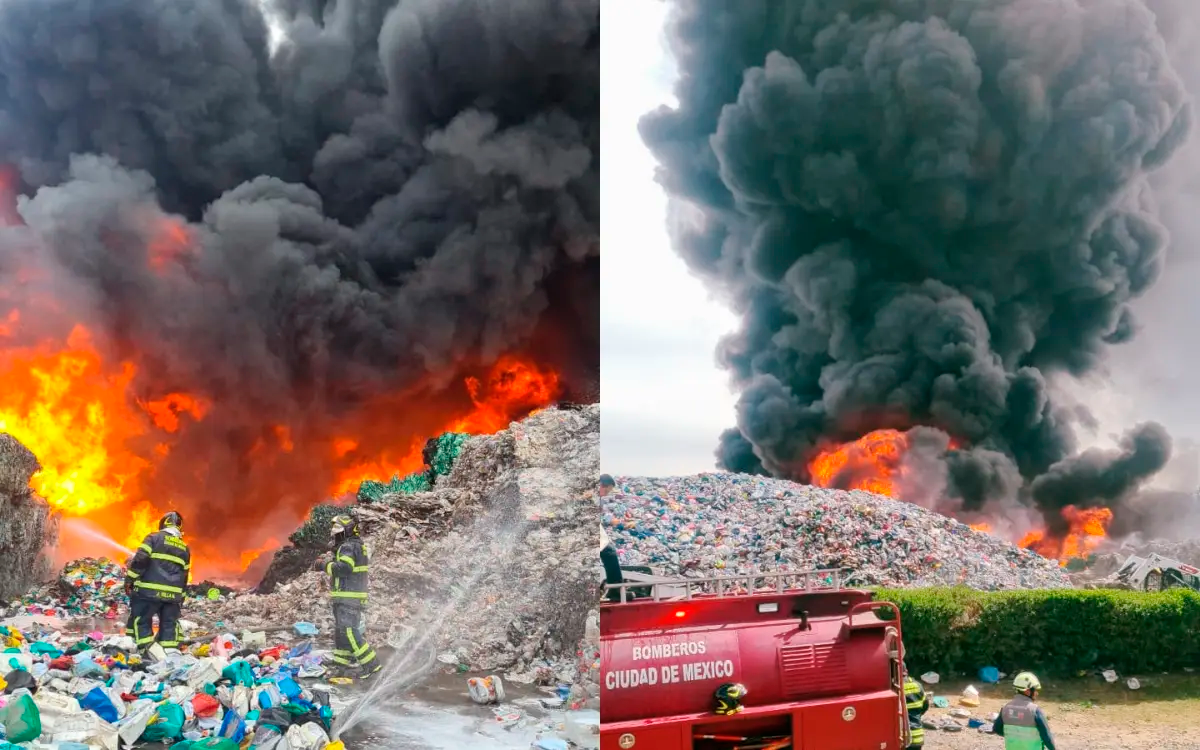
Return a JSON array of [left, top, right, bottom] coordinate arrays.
[[923, 674, 1200, 749]]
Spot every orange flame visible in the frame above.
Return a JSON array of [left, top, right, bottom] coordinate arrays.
[[330, 355, 560, 495], [1019, 505, 1112, 564], [809, 429, 908, 496], [969, 522, 992, 533], [0, 314, 560, 578]]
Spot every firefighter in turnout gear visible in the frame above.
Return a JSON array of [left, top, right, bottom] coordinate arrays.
[[325, 513, 381, 679], [992, 672, 1058, 750], [124, 511, 191, 656], [903, 665, 929, 749]]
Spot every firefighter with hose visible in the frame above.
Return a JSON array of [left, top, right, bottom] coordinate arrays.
[[322, 513, 382, 679], [124, 511, 191, 658], [992, 672, 1058, 750]]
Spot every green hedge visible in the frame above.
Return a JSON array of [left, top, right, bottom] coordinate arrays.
[[875, 587, 1200, 677]]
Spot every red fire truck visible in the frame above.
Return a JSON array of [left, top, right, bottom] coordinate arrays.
[[600, 569, 909, 750]]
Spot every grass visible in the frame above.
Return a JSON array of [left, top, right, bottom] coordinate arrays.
[[933, 673, 1200, 728]]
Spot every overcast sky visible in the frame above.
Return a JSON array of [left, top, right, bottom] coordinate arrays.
[[599, 3, 738, 477]]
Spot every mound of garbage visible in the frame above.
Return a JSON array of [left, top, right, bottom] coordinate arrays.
[[195, 406, 601, 694], [604, 473, 1073, 590], [0, 433, 56, 600], [0, 616, 342, 749]]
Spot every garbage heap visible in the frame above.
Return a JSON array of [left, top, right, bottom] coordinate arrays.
[[195, 405, 602, 689], [0, 434, 56, 601], [0, 619, 339, 749], [605, 473, 1074, 590], [7, 558, 128, 621]]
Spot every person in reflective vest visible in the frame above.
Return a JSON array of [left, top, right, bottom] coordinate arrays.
[[902, 668, 928, 749], [992, 672, 1057, 750], [124, 511, 191, 655], [325, 513, 381, 679]]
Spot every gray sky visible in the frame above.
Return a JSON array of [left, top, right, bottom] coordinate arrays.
[[599, 2, 737, 476]]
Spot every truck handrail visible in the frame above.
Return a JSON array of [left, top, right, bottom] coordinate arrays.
[[605, 568, 846, 603]]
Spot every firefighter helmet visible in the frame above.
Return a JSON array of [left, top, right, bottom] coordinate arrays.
[[159, 511, 184, 531], [330, 513, 359, 538], [1013, 671, 1041, 693], [713, 682, 748, 715]]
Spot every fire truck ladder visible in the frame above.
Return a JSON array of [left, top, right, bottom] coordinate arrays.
[[605, 568, 846, 603]]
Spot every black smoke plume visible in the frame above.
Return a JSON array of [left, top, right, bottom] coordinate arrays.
[[0, 0, 598, 547], [642, 0, 1187, 528]]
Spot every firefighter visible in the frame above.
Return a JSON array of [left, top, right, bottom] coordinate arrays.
[[324, 513, 381, 679], [124, 511, 191, 656], [713, 682, 748, 715], [992, 672, 1058, 750], [598, 474, 624, 601], [903, 666, 928, 749]]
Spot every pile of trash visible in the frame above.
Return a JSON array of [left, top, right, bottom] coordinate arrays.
[[201, 406, 601, 687], [0, 618, 345, 749], [0, 433, 55, 600], [604, 473, 1073, 590], [8, 559, 128, 621]]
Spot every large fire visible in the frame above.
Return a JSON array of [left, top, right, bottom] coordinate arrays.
[[808, 430, 1111, 565], [0, 314, 560, 580], [1018, 505, 1113, 563], [809, 429, 908, 496]]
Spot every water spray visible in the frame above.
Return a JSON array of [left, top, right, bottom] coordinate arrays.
[[59, 518, 133, 558], [330, 514, 533, 741]]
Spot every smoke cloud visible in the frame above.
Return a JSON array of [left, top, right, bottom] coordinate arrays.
[[0, 0, 598, 548], [642, 0, 1188, 527]]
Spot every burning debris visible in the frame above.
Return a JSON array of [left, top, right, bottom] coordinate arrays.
[[0, 0, 600, 574], [604, 473, 1072, 590], [192, 406, 601, 692], [643, 0, 1189, 551]]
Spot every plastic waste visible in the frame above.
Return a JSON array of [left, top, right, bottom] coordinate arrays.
[[4, 690, 40, 742], [79, 685, 119, 723], [467, 675, 506, 704], [1103, 669, 1118, 683], [294, 622, 319, 637], [1127, 677, 1141, 690], [978, 666, 1000, 684], [142, 701, 186, 741], [960, 685, 980, 707], [920, 671, 940, 684]]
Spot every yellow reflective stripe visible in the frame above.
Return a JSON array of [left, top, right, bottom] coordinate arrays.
[[346, 629, 360, 653], [150, 553, 187, 567], [325, 562, 333, 575], [352, 565, 369, 572], [330, 591, 367, 599], [331, 654, 353, 665], [127, 570, 141, 579], [337, 555, 356, 566], [352, 641, 371, 657], [134, 581, 184, 594], [357, 649, 377, 665]]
